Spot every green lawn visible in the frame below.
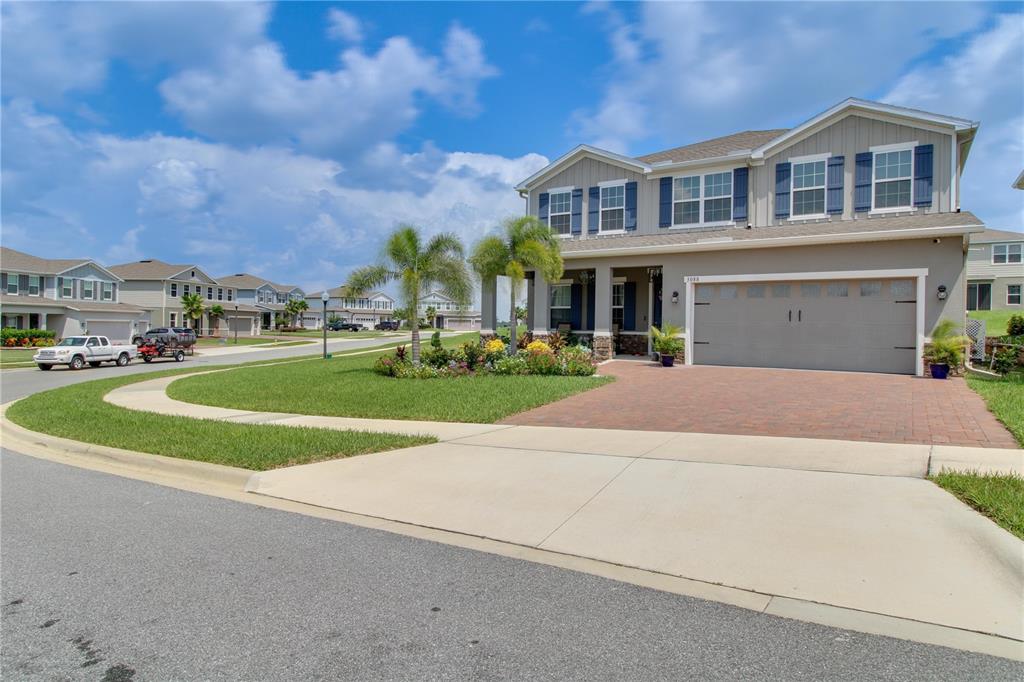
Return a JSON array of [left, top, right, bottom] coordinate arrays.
[[967, 372, 1024, 446], [274, 330, 391, 339], [168, 337, 613, 423], [195, 336, 313, 347], [0, 348, 39, 368], [930, 471, 1024, 540], [5, 358, 434, 471], [968, 310, 1016, 337]]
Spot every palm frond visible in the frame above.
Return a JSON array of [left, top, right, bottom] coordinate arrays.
[[469, 236, 510, 278], [346, 264, 392, 295]]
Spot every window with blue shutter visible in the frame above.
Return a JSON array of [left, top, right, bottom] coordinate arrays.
[[913, 144, 933, 207], [570, 188, 583, 234], [624, 181, 638, 231], [732, 167, 748, 222], [659, 177, 672, 227], [854, 152, 872, 212], [827, 156, 844, 214], [538, 193, 549, 224], [623, 282, 636, 331], [588, 187, 600, 233], [774, 162, 791, 218], [570, 284, 582, 329]]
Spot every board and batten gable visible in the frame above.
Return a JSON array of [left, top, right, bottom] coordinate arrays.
[[754, 114, 954, 226], [528, 156, 653, 232]]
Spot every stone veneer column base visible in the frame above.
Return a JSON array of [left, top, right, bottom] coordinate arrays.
[[592, 334, 613, 362], [479, 331, 499, 344]]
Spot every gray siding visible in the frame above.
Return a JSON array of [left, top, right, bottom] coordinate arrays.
[[118, 280, 166, 309], [966, 242, 1024, 279], [529, 157, 653, 232]]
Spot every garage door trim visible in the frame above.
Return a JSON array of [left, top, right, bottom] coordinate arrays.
[[684, 268, 928, 376]]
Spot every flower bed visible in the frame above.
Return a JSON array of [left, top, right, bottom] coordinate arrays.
[[373, 336, 598, 379], [1, 327, 56, 347]]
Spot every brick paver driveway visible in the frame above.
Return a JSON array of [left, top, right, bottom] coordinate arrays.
[[503, 361, 1018, 448]]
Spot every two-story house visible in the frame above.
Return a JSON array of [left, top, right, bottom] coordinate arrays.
[[109, 260, 260, 336], [966, 229, 1023, 313], [218, 274, 306, 329], [0, 247, 147, 341], [417, 290, 481, 330], [304, 287, 396, 328], [489, 98, 983, 375]]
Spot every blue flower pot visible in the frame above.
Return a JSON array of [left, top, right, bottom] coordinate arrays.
[[661, 354, 675, 367], [929, 363, 949, 379]]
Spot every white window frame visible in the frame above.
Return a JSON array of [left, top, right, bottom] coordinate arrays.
[[170, 282, 178, 297], [549, 283, 572, 310], [183, 284, 190, 296], [992, 243, 1022, 265], [227, 289, 233, 302], [217, 288, 223, 301], [611, 281, 625, 328], [670, 171, 735, 228], [1008, 284, 1022, 306], [82, 280, 95, 300], [598, 180, 626, 234], [27, 274, 41, 296], [789, 153, 830, 220], [61, 278, 74, 298], [102, 282, 113, 301], [207, 286, 214, 300], [6, 273, 18, 295], [870, 142, 915, 214], [547, 186, 574, 237]]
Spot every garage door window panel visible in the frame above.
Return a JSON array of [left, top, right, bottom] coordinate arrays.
[[827, 283, 848, 297]]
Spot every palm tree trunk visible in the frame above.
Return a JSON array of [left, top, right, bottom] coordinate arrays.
[[508, 291, 517, 353], [411, 326, 421, 364]]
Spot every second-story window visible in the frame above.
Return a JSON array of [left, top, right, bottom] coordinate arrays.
[[82, 280, 95, 300], [102, 282, 113, 301], [993, 244, 1022, 264], [217, 288, 223, 301], [673, 176, 700, 225], [873, 148, 912, 210], [6, 273, 19, 295], [170, 282, 178, 297], [600, 184, 625, 232], [673, 172, 733, 226], [28, 275, 40, 296], [61, 278, 74, 298], [207, 287, 213, 300], [183, 284, 190, 295], [227, 289, 233, 301], [549, 190, 572, 235], [703, 172, 732, 222], [792, 161, 827, 217]]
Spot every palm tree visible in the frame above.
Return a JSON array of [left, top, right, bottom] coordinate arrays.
[[285, 299, 309, 327], [208, 304, 225, 336], [470, 215, 563, 352], [347, 225, 471, 364], [425, 305, 437, 329], [180, 292, 204, 333]]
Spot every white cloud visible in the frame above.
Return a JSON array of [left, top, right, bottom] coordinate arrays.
[[1, 101, 547, 295], [326, 8, 363, 43]]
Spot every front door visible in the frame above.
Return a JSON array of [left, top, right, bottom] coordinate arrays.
[[967, 282, 991, 311]]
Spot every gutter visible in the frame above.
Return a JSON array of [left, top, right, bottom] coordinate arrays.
[[560, 224, 986, 260]]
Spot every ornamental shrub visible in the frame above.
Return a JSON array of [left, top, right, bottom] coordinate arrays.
[[1008, 314, 1024, 337], [430, 330, 442, 349], [493, 354, 529, 375], [526, 348, 559, 375], [559, 345, 597, 376], [1, 328, 56, 344], [992, 347, 1020, 375], [421, 346, 451, 368], [458, 342, 486, 370], [526, 339, 551, 354], [373, 354, 406, 377]]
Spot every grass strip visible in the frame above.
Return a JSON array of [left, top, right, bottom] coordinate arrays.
[[930, 470, 1024, 540], [6, 354, 435, 471], [168, 333, 613, 424], [966, 372, 1024, 447]]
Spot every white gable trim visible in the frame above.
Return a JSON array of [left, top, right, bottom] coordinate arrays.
[[515, 145, 650, 191], [57, 260, 125, 282]]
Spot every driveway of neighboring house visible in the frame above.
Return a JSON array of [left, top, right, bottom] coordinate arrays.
[[503, 362, 1019, 449]]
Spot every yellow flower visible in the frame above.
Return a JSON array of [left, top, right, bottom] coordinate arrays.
[[526, 340, 552, 354], [484, 338, 506, 354]]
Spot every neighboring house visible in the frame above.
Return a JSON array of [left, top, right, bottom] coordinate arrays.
[[303, 287, 395, 328], [0, 247, 147, 341], [218, 273, 306, 329], [418, 290, 481, 331], [966, 228, 1023, 312], [109, 260, 260, 336], [493, 97, 983, 375]]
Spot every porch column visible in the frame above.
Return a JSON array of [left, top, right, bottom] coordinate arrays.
[[39, 312, 48, 333], [480, 274, 498, 338], [532, 275, 549, 338], [593, 263, 613, 361], [525, 275, 535, 330]]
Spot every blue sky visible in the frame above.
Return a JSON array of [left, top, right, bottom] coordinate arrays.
[[2, 2, 1022, 293]]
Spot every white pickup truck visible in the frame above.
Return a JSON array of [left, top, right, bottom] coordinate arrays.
[[33, 335, 138, 371]]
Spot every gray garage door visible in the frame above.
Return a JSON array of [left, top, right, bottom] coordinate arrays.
[[85, 320, 133, 343], [691, 278, 917, 374]]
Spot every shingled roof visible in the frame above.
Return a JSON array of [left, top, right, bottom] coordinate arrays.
[[636, 129, 789, 165], [0, 247, 91, 275], [971, 228, 1024, 243], [107, 259, 194, 280]]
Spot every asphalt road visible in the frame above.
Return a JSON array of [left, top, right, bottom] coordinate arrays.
[[2, 335, 1021, 679], [0, 334, 415, 403], [2, 452, 1021, 681]]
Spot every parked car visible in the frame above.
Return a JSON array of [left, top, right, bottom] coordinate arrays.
[[374, 321, 400, 331], [34, 336, 138, 370], [328, 321, 363, 332]]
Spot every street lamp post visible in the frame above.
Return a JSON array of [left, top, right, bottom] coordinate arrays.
[[321, 291, 330, 359], [234, 304, 239, 345]]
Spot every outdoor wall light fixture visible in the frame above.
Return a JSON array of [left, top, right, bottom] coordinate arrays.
[[671, 291, 679, 304], [577, 270, 593, 285], [936, 285, 948, 300]]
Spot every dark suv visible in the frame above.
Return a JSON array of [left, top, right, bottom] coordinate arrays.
[[374, 321, 400, 331]]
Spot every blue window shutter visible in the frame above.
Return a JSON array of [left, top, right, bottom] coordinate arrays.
[[624, 181, 638, 231], [623, 282, 636, 331], [570, 188, 583, 234], [732, 167, 748, 222], [585, 282, 595, 330], [854, 152, 872, 212], [658, 177, 672, 227], [588, 186, 600, 233], [538, 192, 549, 224], [570, 284, 582, 329], [826, 156, 844, 214], [774, 162, 791, 218], [914, 144, 933, 206]]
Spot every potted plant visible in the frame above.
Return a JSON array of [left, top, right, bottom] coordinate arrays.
[[924, 319, 969, 379], [650, 324, 683, 367]]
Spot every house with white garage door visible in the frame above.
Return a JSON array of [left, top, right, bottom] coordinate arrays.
[[0, 247, 148, 342], [486, 98, 983, 375]]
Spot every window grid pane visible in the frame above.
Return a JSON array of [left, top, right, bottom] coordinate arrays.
[[874, 179, 911, 209], [600, 185, 624, 209], [550, 285, 571, 308], [673, 176, 700, 201], [793, 188, 825, 216], [704, 172, 732, 198], [703, 197, 731, 223], [550, 191, 571, 215], [550, 214, 571, 235], [792, 161, 826, 190], [601, 208, 624, 231], [611, 283, 624, 307], [674, 200, 699, 225]]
